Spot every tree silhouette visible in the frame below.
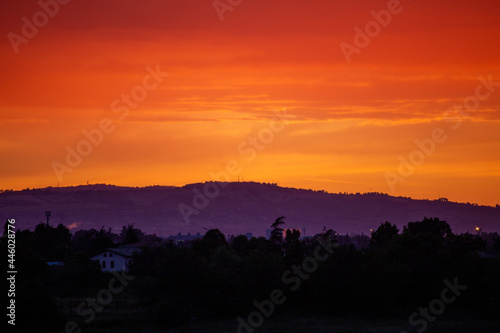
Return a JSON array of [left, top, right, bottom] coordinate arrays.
[[28, 223, 72, 261], [195, 228, 227, 256], [284, 228, 303, 264], [285, 228, 300, 244], [121, 224, 142, 244], [72, 227, 114, 255], [2, 219, 9, 240], [403, 217, 451, 239], [203, 229, 227, 246], [314, 228, 337, 242], [230, 234, 250, 257], [495, 237, 500, 252], [370, 221, 399, 248], [270, 216, 286, 246]]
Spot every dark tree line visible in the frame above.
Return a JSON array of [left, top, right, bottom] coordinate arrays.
[[2, 217, 499, 332], [1, 222, 147, 332], [125, 217, 499, 330]]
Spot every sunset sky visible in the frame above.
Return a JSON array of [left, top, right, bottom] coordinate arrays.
[[1, 0, 499, 206]]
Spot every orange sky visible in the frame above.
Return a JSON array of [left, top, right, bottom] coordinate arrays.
[[1, 0, 499, 206]]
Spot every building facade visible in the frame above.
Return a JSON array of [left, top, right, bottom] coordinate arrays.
[[91, 246, 139, 272]]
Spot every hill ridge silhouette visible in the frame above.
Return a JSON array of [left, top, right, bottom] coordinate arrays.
[[1, 182, 498, 236]]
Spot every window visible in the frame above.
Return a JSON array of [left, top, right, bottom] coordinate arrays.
[[103, 253, 107, 257], [110, 261, 114, 268], [102, 261, 106, 268], [109, 253, 113, 257]]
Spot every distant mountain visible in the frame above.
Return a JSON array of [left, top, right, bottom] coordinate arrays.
[[1, 182, 499, 236]]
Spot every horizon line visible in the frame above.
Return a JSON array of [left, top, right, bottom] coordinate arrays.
[[1, 181, 498, 208]]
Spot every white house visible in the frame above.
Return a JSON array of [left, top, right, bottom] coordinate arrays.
[[91, 246, 140, 272]]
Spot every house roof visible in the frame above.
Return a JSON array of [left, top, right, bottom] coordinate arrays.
[[91, 245, 141, 259]]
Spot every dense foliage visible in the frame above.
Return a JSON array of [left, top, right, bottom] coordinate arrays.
[[2, 217, 499, 332]]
